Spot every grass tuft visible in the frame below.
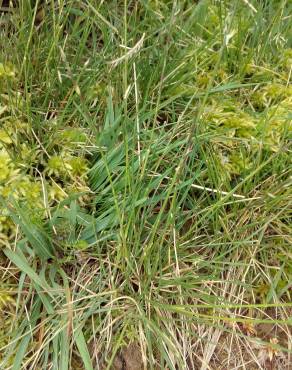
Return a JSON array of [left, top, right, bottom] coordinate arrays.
[[0, 0, 291, 369]]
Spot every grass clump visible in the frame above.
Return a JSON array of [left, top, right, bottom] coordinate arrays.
[[0, 0, 291, 369]]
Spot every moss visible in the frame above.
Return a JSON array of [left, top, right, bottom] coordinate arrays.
[[47, 155, 72, 177], [0, 63, 16, 79], [0, 63, 91, 246], [68, 157, 88, 177]]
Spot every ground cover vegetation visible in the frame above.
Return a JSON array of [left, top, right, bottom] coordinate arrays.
[[0, 0, 291, 369]]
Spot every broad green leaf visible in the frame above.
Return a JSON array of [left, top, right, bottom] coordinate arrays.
[[74, 329, 93, 370]]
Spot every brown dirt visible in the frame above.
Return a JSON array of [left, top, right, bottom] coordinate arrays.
[[112, 343, 143, 370]]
